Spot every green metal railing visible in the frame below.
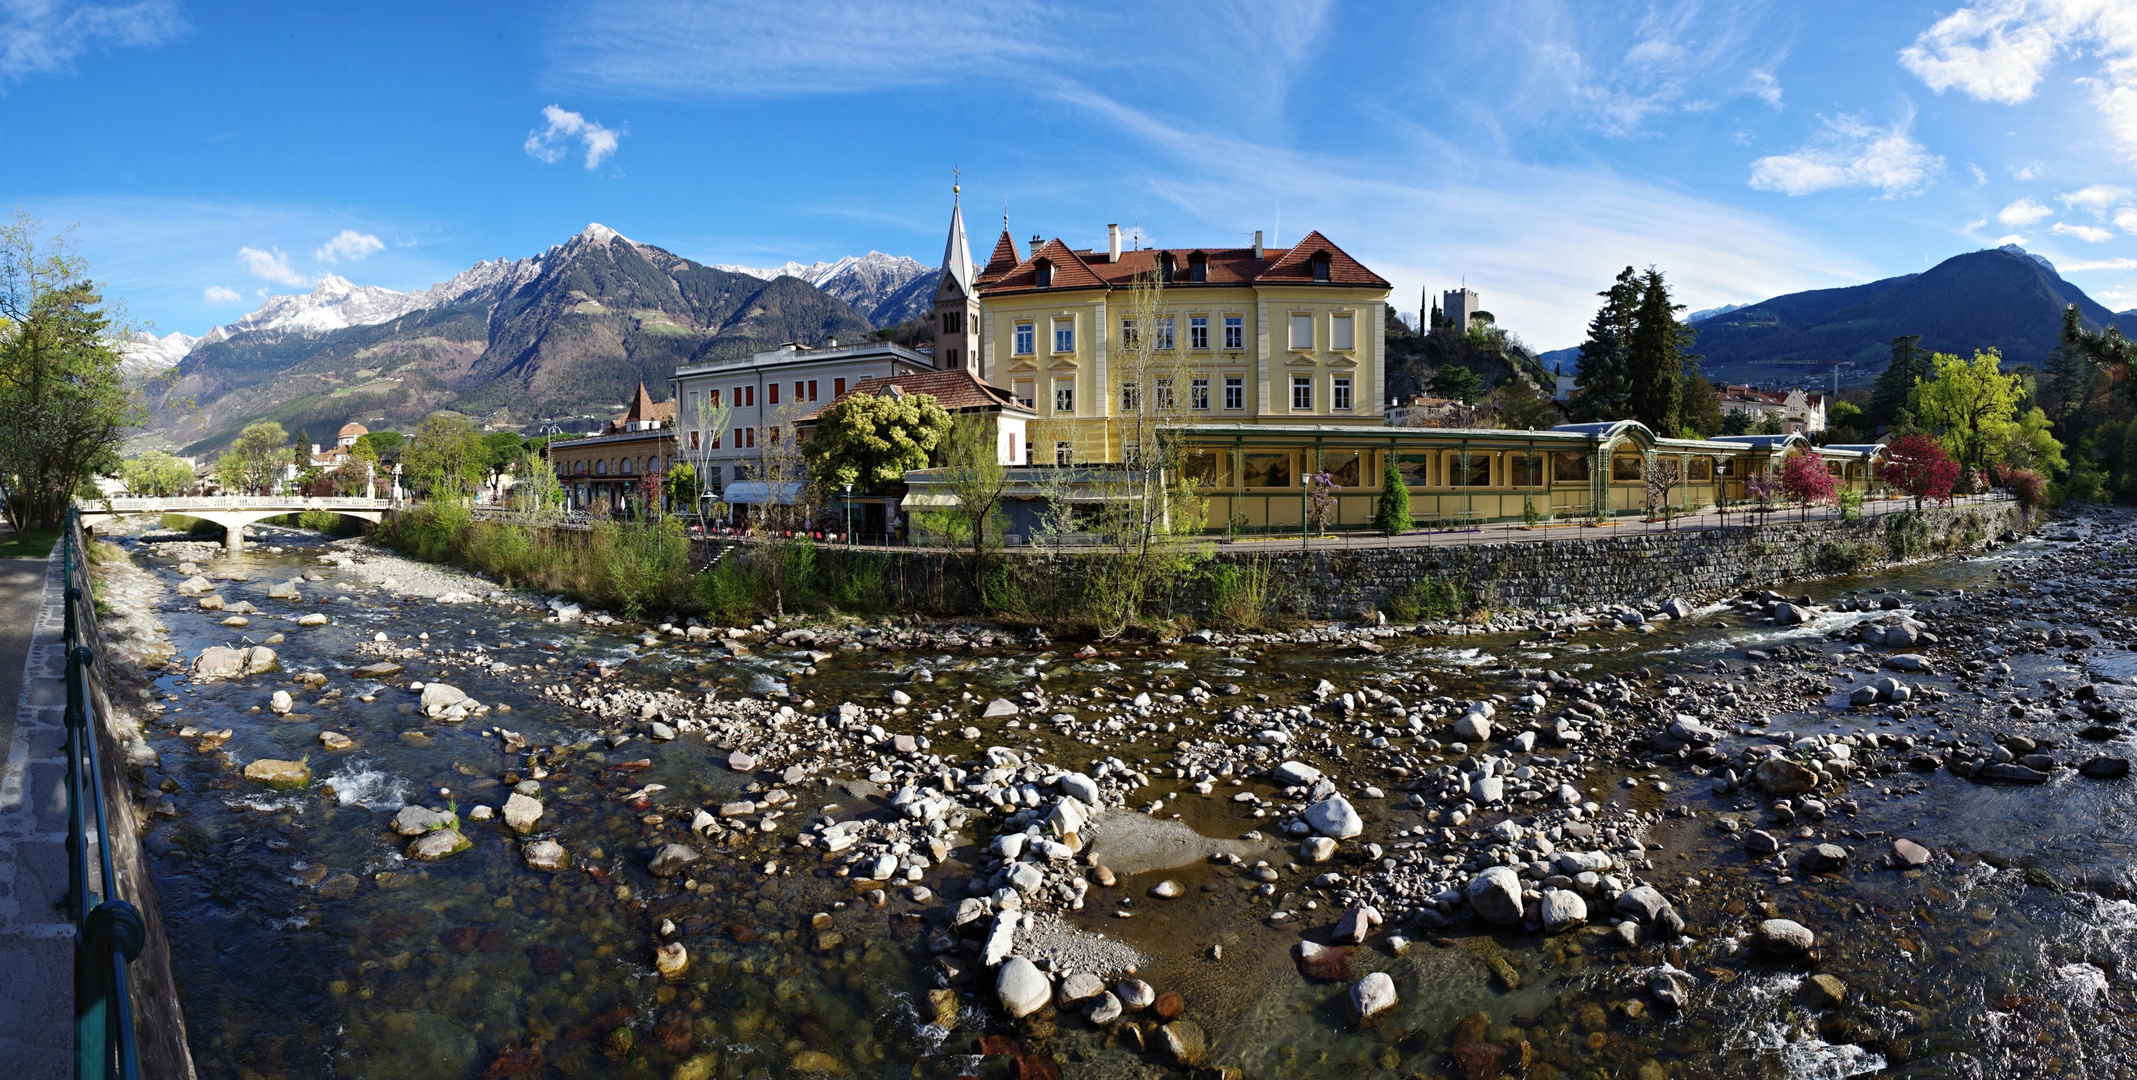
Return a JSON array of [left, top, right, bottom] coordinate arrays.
[[61, 509, 144, 1080]]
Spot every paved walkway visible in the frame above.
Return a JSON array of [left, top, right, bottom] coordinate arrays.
[[0, 550, 71, 1079]]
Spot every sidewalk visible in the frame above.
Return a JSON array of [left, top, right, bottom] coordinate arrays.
[[0, 551, 71, 1079]]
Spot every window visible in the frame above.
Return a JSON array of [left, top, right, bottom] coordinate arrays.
[[1007, 432, 1018, 462], [1331, 313, 1355, 351], [707, 388, 720, 408], [1332, 376, 1353, 411], [1123, 441, 1141, 465], [1154, 378, 1175, 411], [1688, 457, 1713, 481], [1053, 379, 1074, 414], [1311, 254, 1331, 282], [1612, 455, 1644, 482], [733, 464, 747, 482], [687, 390, 699, 420], [1120, 319, 1139, 350], [1184, 450, 1226, 486], [834, 377, 846, 397], [1290, 313, 1313, 349], [1224, 375, 1244, 410], [575, 460, 587, 475], [1554, 452, 1590, 482], [1014, 322, 1034, 355], [942, 310, 963, 334], [1053, 320, 1074, 353], [689, 430, 700, 450], [1034, 259, 1053, 288], [1189, 315, 1208, 350], [1396, 454, 1430, 489], [769, 383, 780, 405], [596, 460, 608, 475], [732, 386, 743, 407], [1055, 440, 1073, 466], [793, 381, 805, 402], [1190, 377, 1210, 411], [1291, 375, 1313, 410], [807, 380, 818, 402], [1189, 253, 1207, 282], [746, 386, 755, 407], [1155, 316, 1174, 351], [1121, 381, 1140, 413], [1243, 453, 1292, 488], [1463, 455, 1491, 486], [769, 426, 780, 444], [1224, 315, 1243, 350], [1511, 454, 1545, 487], [1325, 451, 1361, 487], [1012, 378, 1035, 408], [710, 430, 721, 449]]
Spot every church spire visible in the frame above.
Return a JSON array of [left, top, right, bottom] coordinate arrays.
[[941, 172, 975, 297]]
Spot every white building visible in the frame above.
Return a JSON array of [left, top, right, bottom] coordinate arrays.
[[670, 341, 933, 494]]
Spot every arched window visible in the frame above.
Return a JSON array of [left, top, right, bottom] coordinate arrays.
[[622, 457, 635, 475], [595, 460, 607, 476]]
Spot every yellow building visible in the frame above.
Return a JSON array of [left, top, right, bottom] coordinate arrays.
[[931, 189, 1392, 465]]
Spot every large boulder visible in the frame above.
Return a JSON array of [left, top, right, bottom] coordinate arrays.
[[1772, 602, 1815, 625], [242, 646, 278, 675], [392, 805, 456, 835], [1348, 972, 1398, 1024], [502, 793, 543, 835], [1272, 760, 1323, 787], [176, 575, 214, 596], [1304, 795, 1364, 839], [648, 844, 700, 877], [1160, 1021, 1207, 1066], [1754, 918, 1815, 958], [243, 758, 310, 789], [406, 829, 471, 861], [1614, 886, 1671, 923], [191, 646, 246, 681], [1755, 756, 1820, 794], [1465, 866, 1525, 924], [420, 683, 468, 712], [1452, 713, 1493, 742], [996, 957, 1050, 1018], [1539, 890, 1588, 932], [522, 840, 568, 871]]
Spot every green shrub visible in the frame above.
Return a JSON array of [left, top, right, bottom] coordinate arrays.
[[1387, 575, 1463, 622], [1885, 511, 1931, 561], [1837, 489, 1864, 522], [1374, 461, 1411, 534], [594, 519, 691, 619], [694, 556, 759, 625], [1815, 538, 1879, 573], [1206, 555, 1277, 629]]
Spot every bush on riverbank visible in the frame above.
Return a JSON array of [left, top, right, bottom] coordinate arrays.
[[378, 504, 697, 618]]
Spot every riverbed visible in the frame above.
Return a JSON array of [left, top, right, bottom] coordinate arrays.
[[90, 508, 2137, 1079]]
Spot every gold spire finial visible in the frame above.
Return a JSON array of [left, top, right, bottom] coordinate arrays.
[[952, 165, 960, 197]]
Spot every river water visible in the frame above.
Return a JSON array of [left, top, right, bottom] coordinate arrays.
[[99, 513, 2137, 1079]]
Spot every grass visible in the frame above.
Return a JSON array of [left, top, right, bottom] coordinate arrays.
[[0, 529, 61, 558]]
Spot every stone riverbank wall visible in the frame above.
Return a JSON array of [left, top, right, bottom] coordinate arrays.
[[775, 500, 2035, 621]]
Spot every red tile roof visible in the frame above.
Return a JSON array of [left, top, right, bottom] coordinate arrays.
[[981, 230, 1022, 281], [978, 230, 1388, 296], [794, 367, 1033, 425], [607, 382, 676, 432]]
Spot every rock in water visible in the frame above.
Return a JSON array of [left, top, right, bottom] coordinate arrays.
[[269, 690, 293, 715], [502, 793, 543, 834], [1891, 838, 1932, 867], [1296, 940, 1353, 981], [1149, 879, 1184, 899], [1056, 972, 1105, 1006], [654, 942, 688, 978], [1755, 756, 1819, 794], [1772, 602, 1813, 625], [996, 957, 1050, 1018], [522, 840, 567, 871], [1804, 973, 1848, 1008], [392, 805, 454, 836], [728, 750, 757, 772], [318, 731, 353, 751], [1160, 1020, 1207, 1066], [1466, 866, 1525, 924], [983, 698, 1020, 719], [1540, 890, 1588, 932], [1304, 795, 1364, 839], [1348, 972, 1398, 1024], [648, 844, 700, 877], [1272, 760, 1322, 787], [1754, 918, 1815, 958], [419, 683, 468, 711], [2080, 756, 2130, 779], [243, 759, 309, 789], [1086, 992, 1122, 1025], [406, 829, 470, 861], [1301, 836, 1337, 863], [296, 613, 328, 626], [1117, 979, 1155, 1011], [1058, 771, 1101, 804], [1452, 713, 1493, 742], [1614, 886, 1671, 922], [191, 646, 245, 681]]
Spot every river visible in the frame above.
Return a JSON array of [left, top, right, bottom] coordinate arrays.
[[91, 508, 2137, 1079]]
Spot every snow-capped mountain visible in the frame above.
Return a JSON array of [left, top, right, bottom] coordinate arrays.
[[116, 329, 199, 377], [716, 251, 937, 327]]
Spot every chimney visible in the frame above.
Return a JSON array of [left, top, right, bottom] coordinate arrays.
[[1107, 224, 1121, 263], [1252, 230, 1264, 259], [1029, 234, 1042, 252]]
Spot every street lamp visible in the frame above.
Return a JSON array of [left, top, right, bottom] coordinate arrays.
[[844, 482, 853, 544]]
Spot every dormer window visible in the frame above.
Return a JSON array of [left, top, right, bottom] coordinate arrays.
[[1034, 258, 1053, 288], [1311, 254, 1331, 282], [1159, 253, 1175, 283], [1189, 252, 1207, 282]]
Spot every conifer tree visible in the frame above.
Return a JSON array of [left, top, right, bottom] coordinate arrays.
[[1570, 267, 1638, 422], [1626, 267, 1684, 434], [1868, 335, 1930, 431]]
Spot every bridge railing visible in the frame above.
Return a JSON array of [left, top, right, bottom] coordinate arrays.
[[83, 496, 392, 511], [61, 508, 145, 1080]]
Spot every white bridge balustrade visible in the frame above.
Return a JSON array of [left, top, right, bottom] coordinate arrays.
[[78, 496, 394, 554]]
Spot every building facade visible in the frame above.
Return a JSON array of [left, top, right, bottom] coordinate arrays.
[[670, 341, 933, 496], [1718, 385, 1827, 434], [544, 383, 678, 512]]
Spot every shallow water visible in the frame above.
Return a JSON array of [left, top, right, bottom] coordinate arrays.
[[111, 522, 2137, 1079]]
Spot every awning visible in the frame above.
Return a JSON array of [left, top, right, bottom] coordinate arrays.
[[719, 481, 805, 505], [900, 492, 963, 509]]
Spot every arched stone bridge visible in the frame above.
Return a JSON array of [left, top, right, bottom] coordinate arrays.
[[79, 496, 394, 554]]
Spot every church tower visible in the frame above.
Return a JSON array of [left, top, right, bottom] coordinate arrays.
[[933, 181, 982, 375]]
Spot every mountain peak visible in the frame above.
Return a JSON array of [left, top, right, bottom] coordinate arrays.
[[1994, 243, 2057, 273], [576, 222, 627, 246]]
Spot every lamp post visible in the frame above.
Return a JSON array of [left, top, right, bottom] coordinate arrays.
[[845, 482, 853, 544]]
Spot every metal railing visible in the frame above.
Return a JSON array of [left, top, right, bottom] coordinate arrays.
[[60, 508, 145, 1080]]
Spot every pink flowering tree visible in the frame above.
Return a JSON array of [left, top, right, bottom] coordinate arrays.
[[1779, 451, 1839, 520]]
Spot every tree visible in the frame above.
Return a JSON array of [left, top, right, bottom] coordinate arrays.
[[1375, 458, 1411, 534], [0, 211, 145, 530], [1910, 348, 2024, 480], [1882, 433, 1960, 508], [218, 421, 288, 494], [481, 431, 528, 476], [2001, 406, 2067, 477], [2045, 306, 2110, 423], [677, 387, 731, 519], [1489, 378, 1559, 430], [1779, 451, 1838, 520], [1641, 452, 1681, 520], [512, 448, 565, 523], [119, 450, 193, 496], [916, 415, 1014, 598], [1429, 364, 1484, 406], [1720, 408, 1753, 436], [355, 431, 404, 463], [1626, 267, 1685, 434], [403, 413, 487, 502], [1679, 368, 1723, 438], [802, 388, 952, 491], [1868, 335, 1932, 430], [1827, 400, 1865, 436], [1751, 414, 1785, 436], [1570, 267, 1639, 421]]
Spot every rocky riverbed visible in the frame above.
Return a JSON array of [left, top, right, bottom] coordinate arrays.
[[85, 507, 2137, 1078]]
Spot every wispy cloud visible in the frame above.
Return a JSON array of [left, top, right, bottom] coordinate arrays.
[[2059, 257, 2137, 272], [0, 0, 186, 83], [1748, 112, 1943, 197], [1999, 196, 2053, 224], [237, 245, 307, 286], [2052, 221, 2116, 242], [201, 285, 241, 304], [2117, 207, 2137, 234], [1901, 1, 2137, 155], [2060, 184, 2133, 214], [315, 229, 384, 263], [523, 105, 622, 169]]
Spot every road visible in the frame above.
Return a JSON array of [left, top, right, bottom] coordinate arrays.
[[0, 547, 70, 1079]]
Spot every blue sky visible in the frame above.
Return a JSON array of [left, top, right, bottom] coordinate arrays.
[[8, 0, 2137, 350]]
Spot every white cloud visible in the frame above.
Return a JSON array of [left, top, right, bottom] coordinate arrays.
[[2059, 257, 2137, 271], [314, 229, 384, 263], [236, 246, 307, 286], [1748, 113, 1943, 198], [2013, 163, 2042, 180], [1968, 162, 1989, 184], [0, 0, 186, 83], [524, 104, 622, 169], [1995, 233, 2028, 244], [2116, 207, 2137, 233], [2053, 221, 2116, 242], [2060, 184, 2134, 214], [1999, 196, 2054, 224], [1748, 69, 1782, 108], [202, 285, 242, 304], [1900, 1, 2137, 156]]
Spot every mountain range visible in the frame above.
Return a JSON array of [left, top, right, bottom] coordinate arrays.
[[1542, 246, 2135, 389], [147, 224, 921, 454], [714, 252, 938, 326]]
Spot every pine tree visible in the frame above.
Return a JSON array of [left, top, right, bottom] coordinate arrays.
[[1625, 266, 1684, 434], [1868, 335, 1930, 431], [1570, 267, 1638, 422]]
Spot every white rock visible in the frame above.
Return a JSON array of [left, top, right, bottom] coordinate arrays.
[[997, 957, 1051, 1018], [1349, 971, 1398, 1023], [1304, 795, 1363, 839], [503, 793, 543, 835], [1465, 865, 1525, 924], [1273, 760, 1323, 786]]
